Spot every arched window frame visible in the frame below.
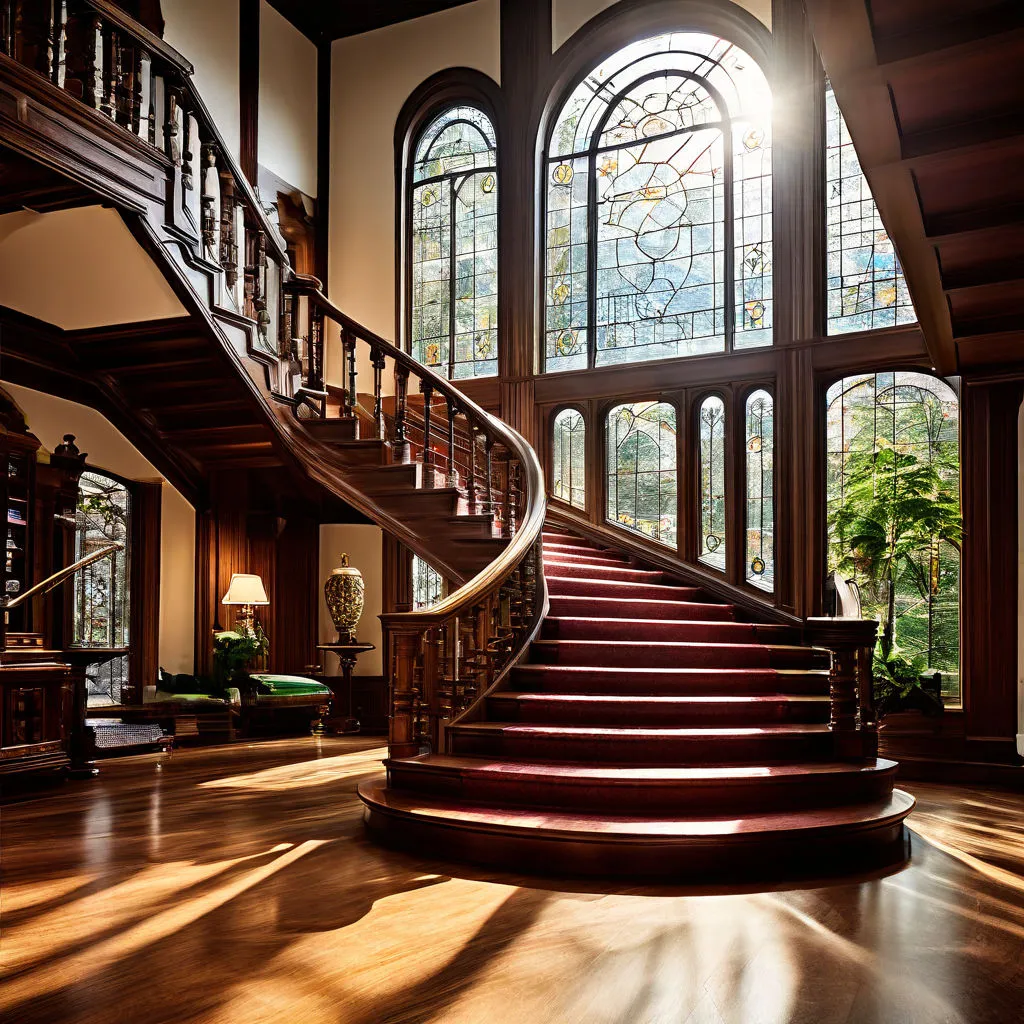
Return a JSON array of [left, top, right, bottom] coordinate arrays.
[[549, 405, 588, 510], [604, 396, 680, 548], [741, 385, 774, 593], [539, 6, 775, 375], [823, 368, 962, 704], [396, 70, 504, 382], [694, 390, 730, 574]]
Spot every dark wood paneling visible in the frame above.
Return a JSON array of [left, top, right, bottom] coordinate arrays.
[[129, 480, 162, 700], [239, 0, 260, 184]]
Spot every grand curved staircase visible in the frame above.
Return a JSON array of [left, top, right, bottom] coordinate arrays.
[[358, 529, 914, 879], [0, 1, 915, 877]]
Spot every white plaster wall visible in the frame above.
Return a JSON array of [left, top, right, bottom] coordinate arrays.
[[318, 524, 383, 677], [0, 384, 196, 675], [259, 0, 318, 196], [163, 0, 241, 159], [0, 208, 186, 329], [552, 0, 772, 50]]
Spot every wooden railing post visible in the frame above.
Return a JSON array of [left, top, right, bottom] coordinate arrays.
[[371, 345, 386, 440], [467, 427, 479, 512], [445, 397, 458, 488], [806, 617, 879, 759], [393, 362, 410, 463], [420, 381, 433, 483]]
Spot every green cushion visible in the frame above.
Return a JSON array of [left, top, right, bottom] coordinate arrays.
[[249, 674, 331, 697]]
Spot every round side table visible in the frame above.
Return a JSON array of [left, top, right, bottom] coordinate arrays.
[[316, 642, 376, 734]]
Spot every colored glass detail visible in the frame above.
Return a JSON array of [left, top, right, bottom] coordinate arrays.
[[698, 395, 727, 571], [410, 105, 498, 380], [744, 389, 774, 591], [606, 401, 677, 545], [826, 372, 960, 704], [545, 33, 773, 372], [825, 82, 916, 334], [552, 408, 587, 509]]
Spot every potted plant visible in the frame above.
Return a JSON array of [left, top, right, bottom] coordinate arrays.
[[212, 627, 269, 705]]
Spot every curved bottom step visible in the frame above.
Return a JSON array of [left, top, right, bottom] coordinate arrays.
[[357, 780, 915, 881]]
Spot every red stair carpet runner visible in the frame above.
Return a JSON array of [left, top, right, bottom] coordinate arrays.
[[358, 528, 915, 879]]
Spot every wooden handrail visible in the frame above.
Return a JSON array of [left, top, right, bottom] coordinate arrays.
[[4, 542, 124, 612], [81, 0, 193, 75]]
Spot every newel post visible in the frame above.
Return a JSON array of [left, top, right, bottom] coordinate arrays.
[[806, 617, 879, 758], [389, 629, 421, 760]]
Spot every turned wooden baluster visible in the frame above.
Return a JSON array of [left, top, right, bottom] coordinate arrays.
[[466, 426, 478, 512], [484, 435, 494, 518], [200, 141, 220, 264], [51, 0, 66, 86], [15, 0, 59, 76], [502, 451, 513, 539], [165, 82, 183, 167], [99, 23, 119, 119], [393, 362, 410, 462], [219, 171, 238, 288], [63, 5, 102, 109], [420, 381, 434, 483], [346, 328, 358, 416], [445, 398, 458, 488], [370, 345, 386, 440], [308, 304, 324, 393]]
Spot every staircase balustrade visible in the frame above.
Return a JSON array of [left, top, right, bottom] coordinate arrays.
[[3, 0, 548, 763]]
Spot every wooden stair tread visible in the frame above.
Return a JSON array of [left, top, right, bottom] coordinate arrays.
[[495, 693, 831, 706], [358, 781, 916, 840], [391, 754, 896, 783], [454, 722, 833, 737]]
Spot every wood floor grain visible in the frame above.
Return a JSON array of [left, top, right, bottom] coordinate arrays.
[[1, 738, 1021, 1024]]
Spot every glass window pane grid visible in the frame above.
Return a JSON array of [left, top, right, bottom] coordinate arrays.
[[825, 372, 960, 703], [552, 409, 587, 509], [825, 83, 916, 334], [744, 390, 774, 590], [412, 555, 443, 610], [605, 401, 677, 546], [698, 396, 727, 571], [410, 105, 498, 380], [544, 33, 772, 372]]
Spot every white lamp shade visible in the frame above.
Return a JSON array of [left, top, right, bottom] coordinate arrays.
[[221, 573, 269, 606]]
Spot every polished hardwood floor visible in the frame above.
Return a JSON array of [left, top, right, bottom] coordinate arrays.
[[1, 737, 1022, 1024]]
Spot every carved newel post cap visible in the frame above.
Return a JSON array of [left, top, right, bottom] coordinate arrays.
[[54, 434, 81, 458]]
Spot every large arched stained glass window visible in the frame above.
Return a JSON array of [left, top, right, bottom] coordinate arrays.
[[606, 401, 677, 545], [744, 389, 773, 590], [826, 372, 960, 703], [825, 82, 915, 334], [552, 408, 586, 509], [409, 105, 498, 380], [698, 395, 727, 570], [545, 33, 772, 372]]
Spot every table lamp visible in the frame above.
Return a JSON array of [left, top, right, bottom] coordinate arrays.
[[222, 573, 269, 636]]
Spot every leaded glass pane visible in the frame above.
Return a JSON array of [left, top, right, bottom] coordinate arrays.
[[544, 33, 772, 371], [825, 373, 960, 704], [412, 555, 443, 610], [825, 83, 916, 334], [744, 390, 774, 590], [605, 401, 677, 546], [552, 408, 586, 509], [74, 471, 131, 706], [410, 105, 498, 380], [698, 395, 727, 570]]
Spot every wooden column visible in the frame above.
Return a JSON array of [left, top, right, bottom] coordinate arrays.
[[128, 480, 162, 703], [497, 0, 552, 436], [315, 38, 331, 285], [239, 0, 260, 184]]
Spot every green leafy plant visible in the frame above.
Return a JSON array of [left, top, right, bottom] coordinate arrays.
[[872, 643, 941, 717], [212, 627, 269, 695]]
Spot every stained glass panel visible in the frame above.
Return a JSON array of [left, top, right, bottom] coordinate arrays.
[[698, 395, 727, 571], [412, 555, 443, 610], [410, 105, 498, 379], [545, 33, 772, 371], [825, 83, 916, 334], [744, 390, 773, 590], [552, 408, 586, 509], [825, 373, 960, 703], [606, 401, 677, 546]]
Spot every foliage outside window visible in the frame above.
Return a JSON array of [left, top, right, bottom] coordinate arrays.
[[698, 396, 727, 571], [552, 408, 586, 509], [412, 555, 443, 610], [744, 389, 774, 590], [825, 82, 916, 334], [606, 401, 677, 546], [409, 105, 498, 380], [545, 32, 773, 372], [74, 471, 131, 705], [826, 372, 961, 705]]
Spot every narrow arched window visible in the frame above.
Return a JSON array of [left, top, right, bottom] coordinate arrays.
[[606, 401, 677, 545], [825, 81, 915, 333], [826, 372, 960, 703], [552, 408, 586, 509], [412, 554, 443, 610], [75, 470, 131, 705], [409, 105, 498, 380], [698, 396, 727, 570], [544, 32, 772, 372], [744, 389, 773, 590]]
